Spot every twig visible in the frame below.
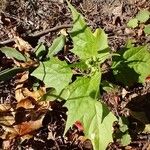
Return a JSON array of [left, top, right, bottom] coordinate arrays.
[[0, 24, 72, 46], [0, 38, 15, 45], [29, 24, 72, 37]]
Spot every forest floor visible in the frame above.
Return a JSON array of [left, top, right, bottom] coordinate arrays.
[[0, 0, 150, 149]]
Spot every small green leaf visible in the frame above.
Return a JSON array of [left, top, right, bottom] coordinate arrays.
[[0, 67, 24, 81], [125, 39, 135, 48], [144, 24, 150, 35], [93, 28, 108, 51], [127, 18, 138, 28], [31, 57, 73, 93], [136, 10, 150, 23], [35, 43, 47, 60], [112, 45, 150, 86], [143, 124, 150, 133], [121, 133, 131, 146], [0, 47, 26, 61], [119, 118, 131, 146], [48, 35, 65, 58], [62, 71, 116, 150], [101, 80, 118, 93]]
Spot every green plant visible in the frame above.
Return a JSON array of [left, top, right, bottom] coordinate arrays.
[[32, 2, 117, 149], [127, 9, 150, 35]]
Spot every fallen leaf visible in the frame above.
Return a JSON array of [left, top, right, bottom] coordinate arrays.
[[2, 115, 44, 139], [14, 36, 32, 52], [14, 59, 36, 68], [16, 97, 36, 109], [15, 83, 25, 102], [15, 72, 29, 102], [23, 87, 46, 101], [3, 140, 11, 150], [2, 126, 18, 139], [0, 115, 15, 126], [15, 116, 44, 136], [0, 104, 11, 112]]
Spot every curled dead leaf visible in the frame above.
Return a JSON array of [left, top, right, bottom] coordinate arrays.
[[15, 72, 29, 102], [16, 71, 29, 83], [15, 115, 44, 136], [23, 87, 46, 101], [13, 58, 37, 69], [14, 36, 32, 52], [15, 83, 25, 102], [16, 97, 37, 109], [2, 126, 18, 139], [0, 104, 11, 112], [0, 115, 15, 126], [2, 115, 44, 140], [3, 140, 11, 150]]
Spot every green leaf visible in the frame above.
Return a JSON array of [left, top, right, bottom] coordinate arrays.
[[93, 28, 108, 51], [127, 18, 138, 28], [144, 24, 150, 35], [112, 46, 150, 86], [125, 39, 135, 48], [136, 10, 150, 23], [0, 47, 26, 61], [48, 35, 65, 58], [35, 43, 47, 60], [0, 67, 24, 81], [67, 2, 109, 60], [31, 57, 73, 93], [62, 71, 116, 150], [143, 124, 150, 133], [119, 118, 131, 146], [101, 80, 118, 93], [121, 133, 131, 146]]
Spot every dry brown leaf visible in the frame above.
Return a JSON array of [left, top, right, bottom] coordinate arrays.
[[23, 87, 46, 101], [15, 116, 44, 136], [2, 126, 18, 139], [14, 59, 37, 69], [16, 97, 36, 109], [0, 115, 15, 126], [14, 36, 32, 52], [15, 72, 29, 102], [37, 101, 50, 111], [0, 104, 11, 112], [16, 72, 29, 83], [2, 115, 44, 140], [3, 140, 11, 150], [15, 83, 25, 102]]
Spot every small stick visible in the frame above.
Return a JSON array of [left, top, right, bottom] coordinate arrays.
[[29, 24, 72, 37], [0, 24, 72, 46], [0, 38, 15, 45]]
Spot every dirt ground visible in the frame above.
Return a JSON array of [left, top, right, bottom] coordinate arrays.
[[0, 0, 150, 149]]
